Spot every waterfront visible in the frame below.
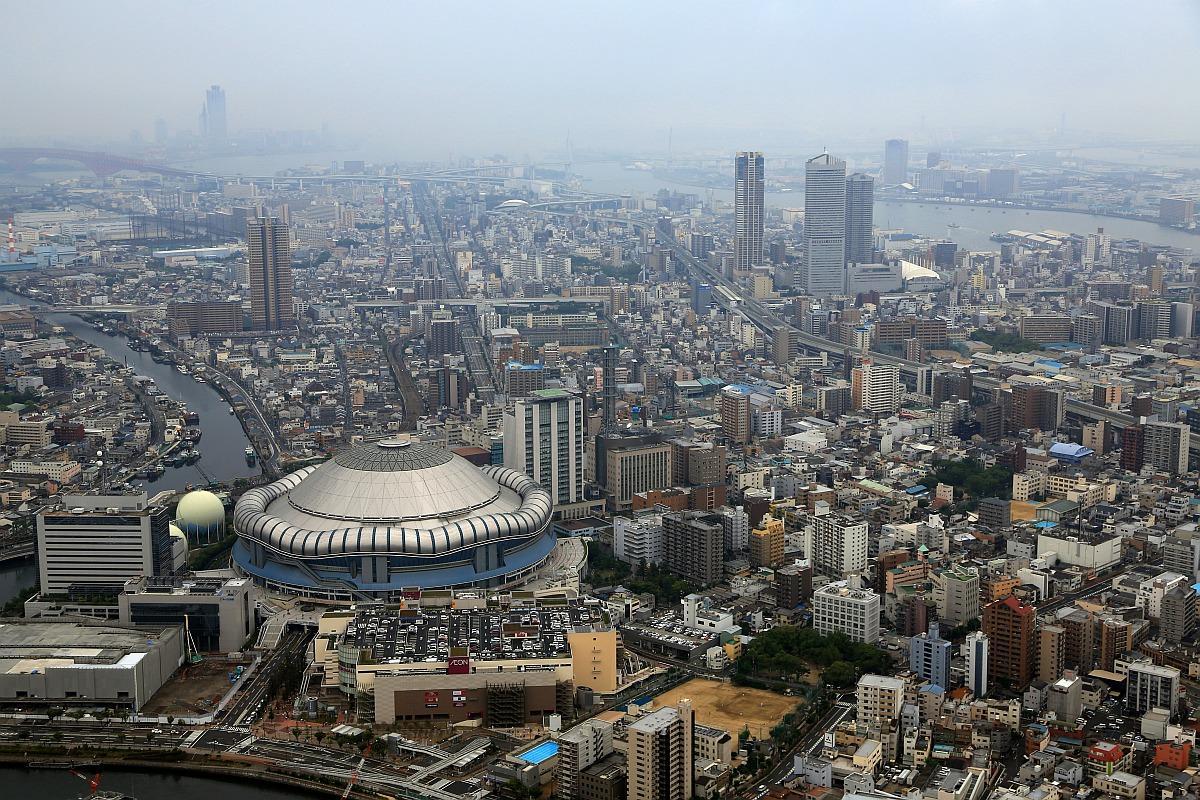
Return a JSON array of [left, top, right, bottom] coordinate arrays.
[[0, 290, 261, 493], [572, 161, 1200, 253], [0, 766, 316, 800], [0, 558, 35, 605]]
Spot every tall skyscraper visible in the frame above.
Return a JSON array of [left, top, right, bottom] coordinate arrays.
[[503, 388, 584, 510], [734, 152, 765, 275], [247, 216, 295, 330], [883, 139, 909, 185], [845, 173, 875, 265], [628, 701, 694, 800], [801, 153, 847, 297], [203, 84, 227, 143]]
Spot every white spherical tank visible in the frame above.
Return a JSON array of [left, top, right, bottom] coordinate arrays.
[[176, 489, 227, 544]]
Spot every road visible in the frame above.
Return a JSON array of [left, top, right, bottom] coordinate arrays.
[[740, 699, 854, 799], [222, 627, 312, 727]]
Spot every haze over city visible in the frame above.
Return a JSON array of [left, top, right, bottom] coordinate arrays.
[[5, 0, 1200, 157], [2, 4, 1200, 800]]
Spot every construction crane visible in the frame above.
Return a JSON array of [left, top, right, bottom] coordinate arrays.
[[184, 614, 202, 664], [69, 769, 102, 795]]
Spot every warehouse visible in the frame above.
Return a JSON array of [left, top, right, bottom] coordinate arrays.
[[0, 620, 181, 709]]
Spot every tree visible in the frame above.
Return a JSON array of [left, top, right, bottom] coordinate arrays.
[[822, 660, 858, 688]]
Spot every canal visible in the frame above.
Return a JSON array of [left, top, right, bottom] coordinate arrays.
[[0, 290, 261, 494], [0, 765, 319, 800]]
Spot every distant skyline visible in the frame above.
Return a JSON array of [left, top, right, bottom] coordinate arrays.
[[5, 0, 1200, 159]]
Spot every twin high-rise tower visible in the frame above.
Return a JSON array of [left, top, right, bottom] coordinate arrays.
[[732, 150, 874, 298], [200, 85, 227, 144]]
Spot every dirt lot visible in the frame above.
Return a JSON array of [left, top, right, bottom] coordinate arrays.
[[143, 658, 249, 716], [652, 677, 800, 739]]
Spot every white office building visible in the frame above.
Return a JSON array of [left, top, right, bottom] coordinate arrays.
[[614, 516, 664, 566], [801, 153, 847, 297], [811, 580, 880, 643], [36, 494, 175, 595]]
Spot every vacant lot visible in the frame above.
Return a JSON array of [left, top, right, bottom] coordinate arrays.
[[143, 657, 249, 716], [653, 677, 799, 738]]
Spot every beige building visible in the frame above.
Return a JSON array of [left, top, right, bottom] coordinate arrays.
[[857, 674, 905, 726], [749, 514, 784, 568], [628, 700, 694, 800], [931, 566, 980, 627]]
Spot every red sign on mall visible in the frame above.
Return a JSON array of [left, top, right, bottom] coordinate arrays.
[[448, 656, 470, 674]]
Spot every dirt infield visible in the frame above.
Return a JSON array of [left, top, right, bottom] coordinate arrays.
[[652, 677, 800, 738]]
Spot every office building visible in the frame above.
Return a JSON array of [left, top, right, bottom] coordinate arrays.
[[852, 360, 901, 415], [811, 580, 880, 643], [601, 437, 673, 510], [845, 173, 875, 265], [662, 511, 724, 586], [982, 597, 1035, 689], [719, 386, 752, 445], [857, 673, 905, 725], [811, 512, 869, 578], [1159, 196, 1194, 226], [734, 152, 765, 275], [1143, 421, 1189, 475], [883, 139, 909, 186], [963, 631, 989, 697], [247, 216, 294, 331], [801, 153, 847, 297], [909, 622, 952, 688], [118, 575, 256, 653], [628, 701, 694, 800], [504, 389, 584, 510], [1125, 662, 1180, 714], [1047, 673, 1083, 723], [37, 494, 174, 596]]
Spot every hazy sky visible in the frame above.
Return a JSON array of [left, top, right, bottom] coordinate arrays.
[[6, 0, 1199, 159]]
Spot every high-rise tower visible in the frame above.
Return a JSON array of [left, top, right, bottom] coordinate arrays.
[[845, 172, 875, 265], [247, 216, 294, 331], [734, 152, 764, 276], [801, 153, 847, 297], [883, 139, 909, 185], [203, 85, 227, 143]]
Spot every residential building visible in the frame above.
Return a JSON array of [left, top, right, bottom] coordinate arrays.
[[628, 701, 694, 800], [810, 512, 869, 579], [734, 152, 765, 275], [662, 511, 724, 586], [909, 622, 952, 688], [964, 631, 989, 697], [1125, 662, 1180, 714], [857, 673, 905, 725], [982, 597, 1035, 689], [247, 215, 294, 331]]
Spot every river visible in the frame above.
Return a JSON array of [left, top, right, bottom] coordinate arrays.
[[0, 290, 260, 494], [572, 161, 1200, 254], [0, 766, 318, 800]]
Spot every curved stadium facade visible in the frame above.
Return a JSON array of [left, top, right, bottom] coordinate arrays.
[[232, 440, 555, 600]]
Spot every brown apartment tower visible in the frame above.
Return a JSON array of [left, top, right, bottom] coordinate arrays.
[[248, 216, 294, 331]]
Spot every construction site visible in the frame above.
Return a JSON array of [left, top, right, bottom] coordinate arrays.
[[652, 677, 801, 740]]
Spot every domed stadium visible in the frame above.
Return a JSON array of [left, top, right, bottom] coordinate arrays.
[[231, 440, 555, 600], [175, 489, 226, 544]]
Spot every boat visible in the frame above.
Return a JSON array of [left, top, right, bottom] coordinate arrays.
[[228, 406, 236, 415], [176, 365, 188, 374], [183, 411, 200, 425], [947, 222, 960, 228]]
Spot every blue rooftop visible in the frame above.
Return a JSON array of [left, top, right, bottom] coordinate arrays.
[[517, 741, 559, 765]]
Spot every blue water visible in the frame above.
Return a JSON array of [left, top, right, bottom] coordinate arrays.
[[518, 740, 560, 764]]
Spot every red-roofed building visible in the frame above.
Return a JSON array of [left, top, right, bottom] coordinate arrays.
[[1087, 741, 1130, 776]]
